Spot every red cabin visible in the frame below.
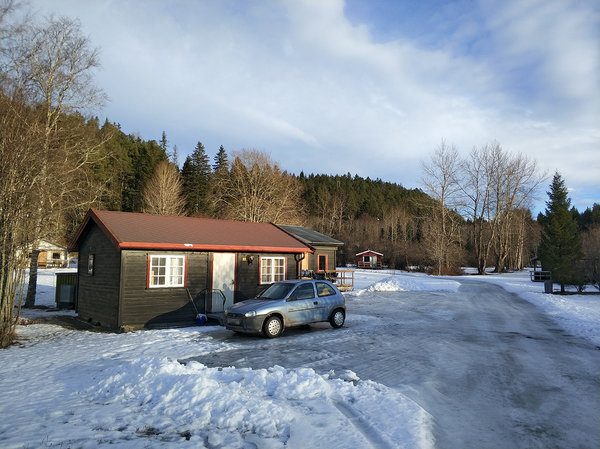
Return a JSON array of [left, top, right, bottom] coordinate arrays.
[[356, 250, 383, 269]]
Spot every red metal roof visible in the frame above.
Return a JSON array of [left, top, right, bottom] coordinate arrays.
[[69, 209, 313, 253]]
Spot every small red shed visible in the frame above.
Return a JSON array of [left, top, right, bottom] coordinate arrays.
[[356, 250, 383, 269]]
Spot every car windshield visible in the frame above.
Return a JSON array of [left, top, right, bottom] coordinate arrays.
[[257, 283, 295, 300]]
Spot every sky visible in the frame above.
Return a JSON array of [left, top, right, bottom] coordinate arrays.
[[29, 0, 600, 214]]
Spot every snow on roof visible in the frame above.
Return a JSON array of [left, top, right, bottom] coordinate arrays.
[[356, 249, 383, 256]]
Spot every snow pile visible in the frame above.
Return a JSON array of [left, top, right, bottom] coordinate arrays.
[[0, 318, 433, 449], [345, 271, 461, 295], [74, 359, 432, 449], [366, 275, 460, 293]]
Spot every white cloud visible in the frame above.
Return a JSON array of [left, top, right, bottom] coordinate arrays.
[[29, 0, 599, 209]]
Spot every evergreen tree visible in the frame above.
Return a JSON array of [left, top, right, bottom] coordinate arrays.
[[213, 145, 229, 171], [159, 131, 168, 154], [181, 141, 211, 215], [121, 137, 167, 212], [538, 172, 583, 292], [172, 144, 179, 166]]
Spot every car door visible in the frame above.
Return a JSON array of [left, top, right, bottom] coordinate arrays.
[[315, 281, 339, 320], [285, 282, 321, 326]]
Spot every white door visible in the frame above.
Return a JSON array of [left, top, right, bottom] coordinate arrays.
[[211, 253, 236, 312]]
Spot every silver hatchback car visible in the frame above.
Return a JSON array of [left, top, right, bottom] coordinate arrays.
[[224, 279, 346, 338]]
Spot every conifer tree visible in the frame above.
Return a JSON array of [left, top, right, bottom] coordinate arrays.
[[159, 131, 168, 155], [213, 145, 229, 171], [538, 172, 583, 292], [181, 141, 211, 216]]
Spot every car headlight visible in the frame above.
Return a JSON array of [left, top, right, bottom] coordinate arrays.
[[244, 311, 257, 318]]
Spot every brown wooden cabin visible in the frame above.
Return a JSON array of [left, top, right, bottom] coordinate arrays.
[[279, 225, 344, 277], [356, 250, 383, 269], [68, 209, 315, 331]]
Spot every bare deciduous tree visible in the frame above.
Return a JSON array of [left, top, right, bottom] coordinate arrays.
[[142, 161, 186, 216], [1, 7, 109, 346], [461, 143, 544, 274], [215, 149, 303, 224], [421, 141, 464, 275], [581, 226, 600, 290], [0, 92, 43, 347], [0, 13, 108, 307]]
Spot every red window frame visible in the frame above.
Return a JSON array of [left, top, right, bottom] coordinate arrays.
[[318, 254, 328, 273]]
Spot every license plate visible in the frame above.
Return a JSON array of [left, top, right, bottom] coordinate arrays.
[[228, 318, 241, 326]]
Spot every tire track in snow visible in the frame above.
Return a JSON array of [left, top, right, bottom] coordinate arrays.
[[331, 397, 393, 449]]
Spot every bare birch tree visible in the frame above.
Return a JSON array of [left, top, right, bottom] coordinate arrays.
[[0, 92, 43, 347], [216, 149, 303, 224], [1, 7, 108, 333], [142, 161, 186, 216], [460, 143, 544, 274], [421, 141, 464, 274], [17, 16, 105, 306]]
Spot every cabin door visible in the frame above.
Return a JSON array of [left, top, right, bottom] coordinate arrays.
[[211, 253, 236, 312]]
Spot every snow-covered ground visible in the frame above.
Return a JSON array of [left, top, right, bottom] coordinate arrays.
[[1, 268, 598, 449]]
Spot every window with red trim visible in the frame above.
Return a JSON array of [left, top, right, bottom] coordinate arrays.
[[318, 254, 328, 272], [148, 255, 185, 288]]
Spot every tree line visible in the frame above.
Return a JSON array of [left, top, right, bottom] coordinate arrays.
[[1, 4, 598, 348]]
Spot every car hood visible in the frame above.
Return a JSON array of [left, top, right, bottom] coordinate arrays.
[[227, 299, 279, 314]]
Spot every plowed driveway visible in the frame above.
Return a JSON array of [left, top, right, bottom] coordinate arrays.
[[184, 281, 600, 449]]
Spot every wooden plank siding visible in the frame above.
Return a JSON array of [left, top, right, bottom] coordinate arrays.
[[75, 224, 305, 330], [309, 247, 337, 273], [119, 250, 210, 329], [76, 224, 121, 329], [235, 253, 300, 302], [118, 251, 300, 329]]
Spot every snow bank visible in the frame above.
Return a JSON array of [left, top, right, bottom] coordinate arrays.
[[366, 275, 460, 293], [1, 318, 433, 449], [347, 269, 461, 295], [76, 358, 432, 449]]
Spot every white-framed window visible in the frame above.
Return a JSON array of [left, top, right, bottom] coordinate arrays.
[[260, 256, 286, 284], [148, 255, 186, 288]]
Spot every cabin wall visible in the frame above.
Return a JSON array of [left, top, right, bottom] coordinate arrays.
[[77, 225, 121, 329], [235, 252, 300, 302], [119, 250, 300, 327], [308, 246, 337, 272], [77, 228, 308, 330], [119, 250, 210, 329]]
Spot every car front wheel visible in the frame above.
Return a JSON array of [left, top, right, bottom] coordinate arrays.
[[263, 316, 283, 338], [330, 309, 345, 328]]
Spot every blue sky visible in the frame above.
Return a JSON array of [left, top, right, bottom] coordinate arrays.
[[30, 0, 600, 214]]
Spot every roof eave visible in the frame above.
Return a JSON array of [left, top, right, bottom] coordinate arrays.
[[68, 208, 122, 252], [118, 242, 313, 253]]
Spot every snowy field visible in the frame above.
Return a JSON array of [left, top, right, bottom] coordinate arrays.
[[0, 268, 598, 449]]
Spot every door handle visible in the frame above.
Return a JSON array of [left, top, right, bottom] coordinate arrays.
[[313, 301, 318, 305]]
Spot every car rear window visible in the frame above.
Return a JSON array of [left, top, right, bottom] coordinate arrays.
[[316, 282, 336, 297]]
